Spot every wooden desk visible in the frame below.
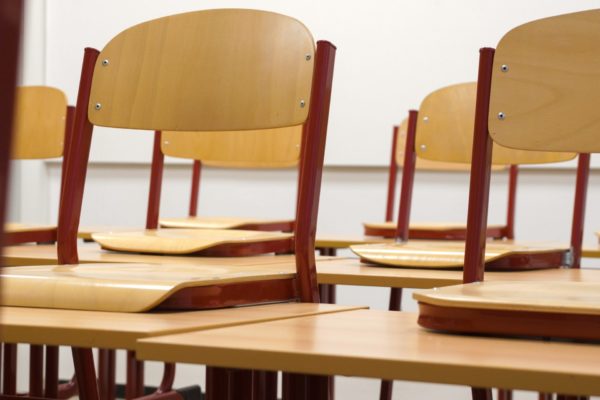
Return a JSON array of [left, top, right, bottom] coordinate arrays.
[[315, 258, 600, 288], [3, 243, 340, 267], [137, 310, 600, 396], [0, 303, 364, 349]]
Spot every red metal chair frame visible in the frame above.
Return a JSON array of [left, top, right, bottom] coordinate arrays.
[[50, 17, 336, 400], [365, 124, 519, 240], [417, 47, 590, 339], [147, 141, 295, 233]]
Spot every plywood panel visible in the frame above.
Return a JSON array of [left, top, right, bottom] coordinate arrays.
[[89, 9, 314, 131], [489, 10, 600, 153]]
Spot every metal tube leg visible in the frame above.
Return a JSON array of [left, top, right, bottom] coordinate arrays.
[[29, 345, 44, 397], [3, 343, 17, 395], [126, 351, 144, 399], [98, 349, 116, 400], [472, 388, 493, 400], [379, 287, 403, 400], [45, 346, 60, 398], [72, 347, 100, 400]]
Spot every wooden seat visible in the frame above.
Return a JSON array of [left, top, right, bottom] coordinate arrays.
[[5, 86, 73, 245], [0, 263, 297, 312], [92, 228, 293, 256], [157, 126, 301, 232], [363, 221, 506, 240], [352, 240, 568, 270], [352, 82, 577, 272], [416, 9, 600, 341]]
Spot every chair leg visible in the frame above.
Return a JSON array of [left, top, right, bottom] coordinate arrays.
[[472, 388, 493, 400], [72, 347, 100, 400], [498, 389, 513, 400], [126, 351, 144, 399], [205, 366, 229, 400], [251, 370, 277, 400], [3, 343, 17, 395], [29, 345, 44, 397], [157, 363, 176, 394], [98, 349, 116, 400], [282, 372, 330, 400], [379, 287, 403, 400], [45, 346, 60, 398]]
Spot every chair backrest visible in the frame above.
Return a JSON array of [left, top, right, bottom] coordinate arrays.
[[463, 9, 599, 283], [58, 9, 335, 304], [414, 82, 577, 165], [161, 126, 302, 168], [11, 86, 68, 160]]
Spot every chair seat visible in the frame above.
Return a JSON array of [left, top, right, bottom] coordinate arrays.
[[0, 263, 296, 312], [414, 281, 600, 341], [351, 240, 569, 270], [91, 228, 293, 256], [363, 221, 506, 239], [159, 216, 293, 231]]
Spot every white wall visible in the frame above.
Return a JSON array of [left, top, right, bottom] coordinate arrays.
[[13, 1, 600, 399]]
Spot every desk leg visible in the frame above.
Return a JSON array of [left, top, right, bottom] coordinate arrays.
[[379, 288, 403, 400], [498, 389, 512, 400], [72, 347, 99, 400], [283, 373, 330, 400]]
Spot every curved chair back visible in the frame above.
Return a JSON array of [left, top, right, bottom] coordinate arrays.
[[58, 9, 336, 303], [11, 86, 68, 160]]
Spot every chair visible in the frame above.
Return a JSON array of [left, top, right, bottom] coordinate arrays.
[[363, 118, 518, 240], [351, 82, 578, 271], [5, 86, 74, 245], [415, 9, 600, 342], [0, 8, 336, 400], [155, 126, 301, 232]]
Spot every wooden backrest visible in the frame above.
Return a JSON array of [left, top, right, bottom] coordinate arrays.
[[489, 9, 600, 152], [414, 82, 576, 164], [88, 9, 315, 131], [396, 118, 473, 171], [161, 126, 302, 168], [11, 86, 67, 159]]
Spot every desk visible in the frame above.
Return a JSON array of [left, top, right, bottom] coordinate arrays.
[[314, 258, 600, 288], [0, 303, 363, 349], [137, 309, 600, 396], [3, 243, 339, 267]]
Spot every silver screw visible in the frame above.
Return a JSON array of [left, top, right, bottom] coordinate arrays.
[[423, 116, 429, 123], [498, 112, 505, 120], [94, 103, 102, 110], [305, 54, 311, 61], [102, 59, 109, 66], [164, 141, 170, 145], [501, 64, 509, 72], [300, 100, 305, 108], [420, 144, 427, 151]]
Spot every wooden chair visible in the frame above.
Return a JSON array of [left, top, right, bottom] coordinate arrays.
[[5, 86, 74, 245], [155, 126, 301, 232], [415, 9, 600, 343], [0, 8, 336, 400], [351, 82, 578, 271], [363, 118, 517, 240]]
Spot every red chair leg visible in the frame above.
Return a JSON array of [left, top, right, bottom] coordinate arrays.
[[29, 345, 44, 397], [98, 349, 116, 400], [72, 347, 99, 400], [3, 344, 17, 395], [45, 346, 59, 398], [126, 351, 144, 399]]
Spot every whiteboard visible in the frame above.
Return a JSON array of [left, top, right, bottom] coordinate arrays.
[[44, 0, 600, 167]]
